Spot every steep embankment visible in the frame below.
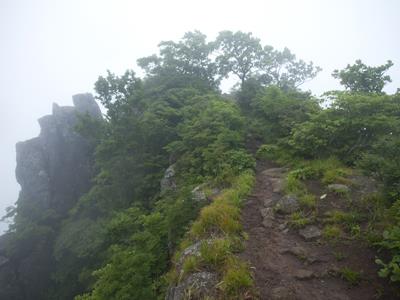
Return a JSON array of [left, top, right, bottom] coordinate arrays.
[[241, 159, 397, 300]]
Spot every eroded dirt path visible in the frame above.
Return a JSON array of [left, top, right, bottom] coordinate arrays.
[[241, 160, 396, 300]]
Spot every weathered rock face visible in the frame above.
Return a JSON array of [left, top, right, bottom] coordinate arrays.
[[0, 93, 101, 300], [160, 165, 177, 193], [15, 93, 102, 217], [166, 272, 218, 300]]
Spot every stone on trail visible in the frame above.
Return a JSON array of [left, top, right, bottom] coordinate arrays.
[[271, 286, 296, 300], [299, 225, 322, 241], [275, 195, 299, 214], [262, 167, 288, 178], [270, 177, 284, 193], [261, 207, 275, 228], [294, 269, 314, 280]]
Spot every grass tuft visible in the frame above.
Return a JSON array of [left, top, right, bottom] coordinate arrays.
[[289, 211, 313, 228], [220, 257, 254, 297], [323, 224, 342, 240], [339, 267, 362, 286]]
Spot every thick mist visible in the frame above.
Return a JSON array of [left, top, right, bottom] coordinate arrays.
[[1, 0, 399, 232]]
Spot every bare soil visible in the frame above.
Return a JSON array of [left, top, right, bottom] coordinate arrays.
[[240, 160, 398, 300]]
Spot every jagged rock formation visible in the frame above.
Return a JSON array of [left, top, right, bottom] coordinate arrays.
[[15, 93, 101, 217], [0, 93, 101, 300]]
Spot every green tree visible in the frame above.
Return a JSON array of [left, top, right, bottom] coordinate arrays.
[[288, 92, 400, 161], [251, 86, 320, 141], [138, 31, 219, 90], [215, 31, 262, 85], [215, 31, 320, 90], [332, 59, 393, 93], [257, 46, 321, 90]]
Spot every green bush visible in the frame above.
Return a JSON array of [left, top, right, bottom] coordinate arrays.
[[376, 226, 400, 282]]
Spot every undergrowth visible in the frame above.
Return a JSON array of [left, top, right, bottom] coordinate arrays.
[[170, 170, 257, 299]]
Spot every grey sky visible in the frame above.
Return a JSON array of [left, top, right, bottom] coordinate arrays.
[[1, 0, 399, 232]]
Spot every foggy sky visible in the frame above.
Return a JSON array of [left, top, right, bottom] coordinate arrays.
[[1, 0, 399, 232]]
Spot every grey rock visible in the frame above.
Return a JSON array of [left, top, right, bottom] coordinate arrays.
[[167, 272, 218, 300], [263, 197, 275, 207], [299, 225, 322, 240], [282, 245, 307, 258], [270, 177, 284, 193], [262, 219, 274, 228], [72, 93, 102, 119], [261, 207, 275, 228], [294, 269, 314, 279], [328, 184, 350, 194], [1, 93, 102, 299], [260, 207, 274, 219], [349, 175, 377, 195], [177, 241, 202, 268], [160, 165, 176, 193], [0, 256, 8, 268], [262, 167, 288, 178], [275, 195, 299, 214], [278, 223, 287, 231], [271, 286, 296, 300], [191, 185, 207, 202], [15, 93, 101, 216]]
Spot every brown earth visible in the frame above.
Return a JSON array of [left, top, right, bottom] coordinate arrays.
[[240, 160, 398, 300]]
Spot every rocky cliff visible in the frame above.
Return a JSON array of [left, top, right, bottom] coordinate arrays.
[[0, 93, 101, 300], [15, 93, 101, 218]]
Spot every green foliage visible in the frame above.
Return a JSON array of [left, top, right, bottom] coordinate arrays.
[[338, 267, 362, 286], [220, 257, 254, 297], [137, 31, 219, 91], [284, 172, 307, 196], [182, 256, 201, 276], [332, 59, 393, 93], [190, 202, 242, 238], [166, 97, 254, 184], [171, 171, 255, 298], [333, 251, 346, 261], [215, 30, 321, 90], [215, 30, 262, 84], [289, 211, 312, 228], [324, 210, 362, 227], [299, 194, 317, 209], [376, 226, 400, 282], [256, 144, 280, 160], [288, 92, 400, 162], [358, 136, 400, 201], [200, 238, 233, 267], [5, 31, 400, 299], [323, 224, 342, 240], [251, 86, 320, 141]]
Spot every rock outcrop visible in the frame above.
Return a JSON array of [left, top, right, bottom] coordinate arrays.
[[160, 165, 177, 193], [0, 93, 101, 300], [15, 93, 101, 217]]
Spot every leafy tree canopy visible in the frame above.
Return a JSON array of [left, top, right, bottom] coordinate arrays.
[[332, 59, 393, 93]]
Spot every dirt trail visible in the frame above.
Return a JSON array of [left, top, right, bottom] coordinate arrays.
[[241, 160, 396, 300]]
